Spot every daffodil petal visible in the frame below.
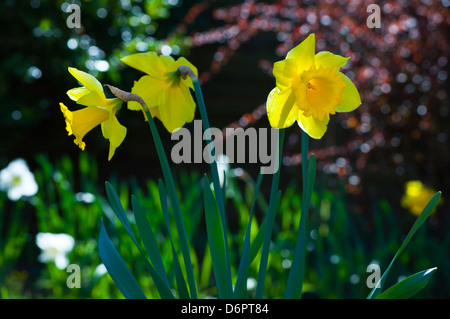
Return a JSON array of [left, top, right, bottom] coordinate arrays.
[[68, 67, 104, 96], [101, 118, 111, 139], [273, 58, 299, 91], [297, 109, 329, 139], [121, 52, 176, 79], [158, 85, 195, 133], [99, 99, 126, 139], [109, 116, 127, 161], [286, 33, 315, 74], [334, 74, 361, 112], [266, 87, 298, 129], [315, 51, 350, 69], [76, 90, 109, 108], [130, 75, 165, 110], [101, 115, 127, 161], [67, 87, 90, 101], [128, 76, 167, 121]]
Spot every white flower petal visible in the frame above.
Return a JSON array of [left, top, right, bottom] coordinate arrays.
[[55, 254, 69, 270]]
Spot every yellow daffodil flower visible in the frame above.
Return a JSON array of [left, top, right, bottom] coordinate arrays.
[[401, 180, 442, 216], [60, 67, 127, 161], [121, 52, 198, 133], [266, 34, 361, 139]]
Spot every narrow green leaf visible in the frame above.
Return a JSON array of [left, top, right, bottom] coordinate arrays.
[[255, 128, 285, 298], [203, 175, 229, 298], [284, 153, 316, 299], [170, 243, 191, 299], [98, 219, 146, 299], [376, 267, 437, 299], [104, 182, 174, 299], [234, 171, 264, 298], [248, 217, 267, 264], [200, 244, 213, 289], [159, 179, 190, 299], [368, 191, 442, 299], [105, 181, 136, 242], [131, 195, 170, 288]]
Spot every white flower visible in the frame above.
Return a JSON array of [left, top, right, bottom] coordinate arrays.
[[0, 158, 38, 201], [36, 232, 75, 269]]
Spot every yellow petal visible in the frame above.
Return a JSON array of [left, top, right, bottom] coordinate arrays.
[[286, 33, 316, 74], [266, 87, 298, 129], [67, 87, 90, 101], [76, 90, 109, 108], [121, 52, 176, 79], [129, 75, 166, 110], [158, 85, 195, 133], [59, 102, 110, 150], [315, 51, 350, 69], [334, 74, 361, 112], [297, 109, 330, 139], [68, 67, 104, 97], [272, 58, 299, 91], [101, 115, 127, 161]]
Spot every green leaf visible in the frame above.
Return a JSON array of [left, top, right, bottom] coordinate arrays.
[[159, 179, 190, 299], [131, 195, 170, 288], [234, 171, 264, 298], [248, 217, 266, 264], [368, 191, 442, 299], [105, 181, 136, 242], [284, 152, 316, 299], [255, 128, 285, 298], [98, 219, 146, 299], [104, 182, 174, 299], [376, 267, 437, 299], [203, 175, 229, 298]]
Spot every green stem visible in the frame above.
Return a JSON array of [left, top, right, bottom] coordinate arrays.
[[255, 128, 285, 298], [191, 78, 233, 298], [142, 106, 198, 299]]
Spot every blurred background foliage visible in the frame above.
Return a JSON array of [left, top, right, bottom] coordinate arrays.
[[0, 0, 448, 298]]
